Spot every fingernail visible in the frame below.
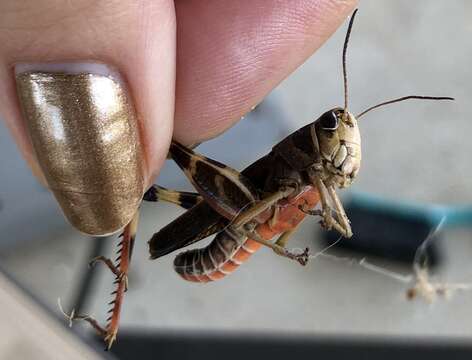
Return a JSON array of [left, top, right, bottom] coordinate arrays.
[[15, 63, 144, 236]]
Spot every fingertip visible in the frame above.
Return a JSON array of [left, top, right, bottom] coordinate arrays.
[[173, 0, 359, 145], [0, 1, 176, 234], [0, 1, 176, 189]]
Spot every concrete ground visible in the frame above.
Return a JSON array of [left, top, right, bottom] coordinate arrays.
[[1, 0, 472, 354]]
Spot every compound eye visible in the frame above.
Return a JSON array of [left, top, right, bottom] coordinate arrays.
[[320, 111, 339, 130]]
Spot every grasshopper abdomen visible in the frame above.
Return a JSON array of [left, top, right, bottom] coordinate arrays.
[[173, 186, 320, 282]]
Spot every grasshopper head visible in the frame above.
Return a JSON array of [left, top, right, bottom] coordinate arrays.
[[315, 108, 361, 188], [307, 9, 452, 190]]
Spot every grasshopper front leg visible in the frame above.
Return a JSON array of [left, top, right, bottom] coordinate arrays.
[[304, 171, 352, 238], [327, 184, 352, 237]]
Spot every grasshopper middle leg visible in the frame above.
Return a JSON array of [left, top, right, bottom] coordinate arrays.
[[228, 186, 313, 265], [236, 227, 310, 266], [231, 186, 295, 228]]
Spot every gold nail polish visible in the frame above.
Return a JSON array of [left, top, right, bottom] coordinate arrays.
[[16, 66, 144, 236]]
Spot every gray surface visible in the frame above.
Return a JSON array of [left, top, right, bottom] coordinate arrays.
[[1, 0, 472, 344], [0, 272, 104, 360]]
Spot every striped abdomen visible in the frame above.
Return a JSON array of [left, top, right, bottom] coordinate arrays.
[[173, 186, 320, 282]]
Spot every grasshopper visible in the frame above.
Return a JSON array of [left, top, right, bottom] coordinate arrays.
[[70, 9, 453, 349]]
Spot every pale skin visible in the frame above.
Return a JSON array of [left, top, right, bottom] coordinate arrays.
[[0, 0, 358, 188]]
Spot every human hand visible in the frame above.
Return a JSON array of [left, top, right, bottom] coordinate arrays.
[[0, 0, 357, 235]]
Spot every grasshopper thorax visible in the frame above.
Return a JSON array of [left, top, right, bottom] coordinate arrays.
[[314, 108, 361, 188]]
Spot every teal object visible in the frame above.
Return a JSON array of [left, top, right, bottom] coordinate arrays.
[[349, 191, 472, 228]]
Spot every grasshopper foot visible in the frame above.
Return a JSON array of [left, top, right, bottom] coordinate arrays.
[[274, 246, 310, 266], [89, 256, 121, 276]]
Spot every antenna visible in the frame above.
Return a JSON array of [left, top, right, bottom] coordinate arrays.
[[342, 9, 358, 118], [356, 95, 454, 119]]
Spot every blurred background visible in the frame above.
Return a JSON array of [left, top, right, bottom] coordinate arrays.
[[1, 0, 472, 359]]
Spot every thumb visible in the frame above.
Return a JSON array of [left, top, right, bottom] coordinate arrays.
[[0, 1, 176, 235]]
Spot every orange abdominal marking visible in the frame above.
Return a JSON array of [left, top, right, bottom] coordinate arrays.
[[174, 186, 320, 282]]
